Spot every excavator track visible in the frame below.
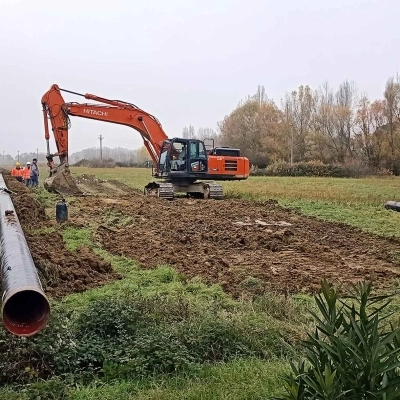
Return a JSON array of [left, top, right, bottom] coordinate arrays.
[[205, 182, 224, 200], [144, 181, 222, 200], [156, 183, 174, 200], [144, 182, 174, 200]]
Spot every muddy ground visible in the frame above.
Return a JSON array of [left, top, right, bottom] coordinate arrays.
[[91, 194, 400, 295], [0, 170, 119, 298], [2, 169, 400, 297]]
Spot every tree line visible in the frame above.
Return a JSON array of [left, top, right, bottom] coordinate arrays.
[[0, 152, 46, 166], [3, 75, 399, 175], [0, 147, 150, 167], [68, 146, 150, 165], [216, 76, 400, 174]]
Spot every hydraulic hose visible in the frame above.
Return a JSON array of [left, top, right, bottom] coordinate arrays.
[[0, 174, 50, 336]]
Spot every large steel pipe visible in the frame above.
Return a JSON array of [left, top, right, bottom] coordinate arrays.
[[0, 174, 50, 336]]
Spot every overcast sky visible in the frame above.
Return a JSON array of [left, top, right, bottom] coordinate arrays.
[[0, 0, 399, 157]]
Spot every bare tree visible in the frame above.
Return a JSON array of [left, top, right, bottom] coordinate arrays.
[[334, 80, 358, 161], [383, 76, 400, 170], [355, 95, 387, 168], [311, 82, 337, 162], [312, 80, 357, 163], [281, 85, 314, 163], [219, 89, 285, 167], [181, 125, 196, 139]]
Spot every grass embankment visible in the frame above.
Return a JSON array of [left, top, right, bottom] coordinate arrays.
[[0, 221, 309, 399], [70, 166, 400, 238], [68, 360, 289, 400], [0, 360, 289, 400]]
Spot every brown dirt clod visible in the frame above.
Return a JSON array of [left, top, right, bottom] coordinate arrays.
[[27, 231, 117, 298]]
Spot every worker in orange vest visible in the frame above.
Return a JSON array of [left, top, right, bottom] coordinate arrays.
[[22, 162, 32, 187], [11, 162, 24, 182]]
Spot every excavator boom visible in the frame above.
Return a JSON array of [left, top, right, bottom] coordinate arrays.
[[41, 84, 169, 195]]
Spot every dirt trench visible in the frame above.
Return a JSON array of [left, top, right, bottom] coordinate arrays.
[[0, 170, 119, 298]]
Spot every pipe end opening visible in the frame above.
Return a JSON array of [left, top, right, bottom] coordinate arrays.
[[2, 290, 50, 336]]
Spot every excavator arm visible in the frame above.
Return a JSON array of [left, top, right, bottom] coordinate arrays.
[[42, 84, 169, 165], [41, 84, 170, 195], [62, 102, 166, 166], [41, 85, 69, 163]]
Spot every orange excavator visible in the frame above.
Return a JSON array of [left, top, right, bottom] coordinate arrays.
[[41, 84, 249, 199]]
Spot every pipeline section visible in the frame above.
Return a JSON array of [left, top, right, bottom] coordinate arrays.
[[0, 174, 50, 336]]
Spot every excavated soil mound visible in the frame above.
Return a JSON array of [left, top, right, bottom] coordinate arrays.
[[89, 196, 400, 296], [73, 174, 142, 197], [25, 231, 116, 298], [0, 169, 47, 226], [0, 170, 119, 298]]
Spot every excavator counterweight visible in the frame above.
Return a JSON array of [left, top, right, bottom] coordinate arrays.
[[41, 84, 250, 199]]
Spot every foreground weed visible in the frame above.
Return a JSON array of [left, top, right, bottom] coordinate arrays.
[[272, 279, 400, 400]]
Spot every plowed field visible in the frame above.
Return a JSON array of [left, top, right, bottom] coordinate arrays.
[[90, 195, 400, 295], [3, 170, 400, 297]]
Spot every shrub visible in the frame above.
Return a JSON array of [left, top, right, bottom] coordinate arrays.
[[22, 378, 70, 400], [267, 161, 356, 178], [72, 158, 116, 168], [115, 161, 153, 168], [0, 288, 298, 387], [72, 158, 153, 168], [251, 167, 268, 176], [249, 160, 384, 178], [272, 279, 400, 399]]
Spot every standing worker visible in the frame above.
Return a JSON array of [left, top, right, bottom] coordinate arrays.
[[23, 162, 32, 187], [11, 162, 24, 182], [30, 158, 39, 187]]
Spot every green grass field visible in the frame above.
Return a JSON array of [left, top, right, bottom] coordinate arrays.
[[70, 166, 400, 237], [2, 167, 400, 399]]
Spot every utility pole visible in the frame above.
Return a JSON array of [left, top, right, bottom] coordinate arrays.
[[98, 135, 104, 161], [36, 148, 39, 160], [17, 150, 19, 162]]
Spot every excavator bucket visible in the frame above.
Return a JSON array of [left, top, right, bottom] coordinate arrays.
[[44, 163, 83, 196]]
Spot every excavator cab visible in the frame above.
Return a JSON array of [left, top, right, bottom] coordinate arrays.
[[157, 138, 208, 178]]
